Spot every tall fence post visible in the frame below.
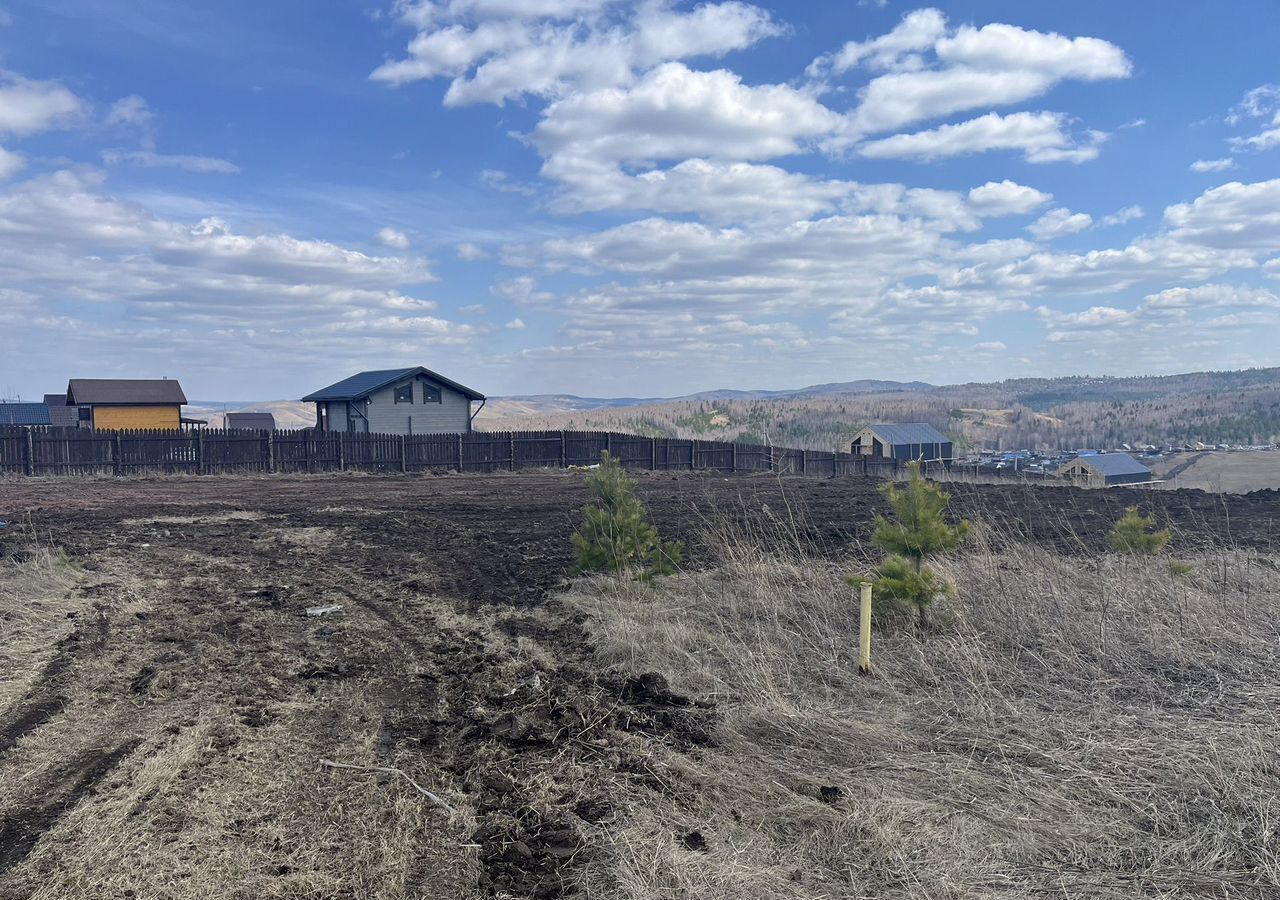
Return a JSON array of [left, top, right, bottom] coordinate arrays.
[[196, 429, 205, 475], [457, 433, 464, 473], [650, 437, 657, 471], [859, 581, 873, 675], [559, 431, 567, 469], [509, 432, 515, 472], [731, 442, 737, 473], [399, 435, 407, 474], [337, 433, 345, 471], [267, 431, 275, 474], [113, 432, 122, 477], [22, 427, 33, 476]]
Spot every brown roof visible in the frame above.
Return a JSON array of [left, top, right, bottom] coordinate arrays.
[[67, 378, 187, 405]]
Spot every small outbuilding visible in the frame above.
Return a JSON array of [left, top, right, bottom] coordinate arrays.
[[851, 423, 953, 463], [66, 379, 188, 430], [0, 402, 52, 426], [43, 393, 85, 427], [225, 411, 276, 431], [302, 367, 485, 435], [1056, 452, 1153, 486]]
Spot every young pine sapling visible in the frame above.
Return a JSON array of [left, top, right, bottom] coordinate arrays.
[[572, 451, 684, 579]]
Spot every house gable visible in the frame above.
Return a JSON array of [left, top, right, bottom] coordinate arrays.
[[364, 372, 472, 434]]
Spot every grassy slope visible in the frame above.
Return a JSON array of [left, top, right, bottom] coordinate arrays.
[[565, 530, 1280, 898]]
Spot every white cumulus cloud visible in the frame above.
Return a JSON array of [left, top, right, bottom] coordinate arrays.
[[1099, 205, 1143, 227], [376, 226, 412, 249], [1027, 207, 1093, 240], [371, 0, 783, 105], [1191, 158, 1235, 173], [823, 10, 1130, 144], [966, 180, 1052, 216], [0, 71, 85, 135], [856, 110, 1105, 163]]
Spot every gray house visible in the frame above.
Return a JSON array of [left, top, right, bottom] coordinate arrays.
[[851, 423, 953, 463], [302, 367, 485, 435], [1056, 453, 1153, 486]]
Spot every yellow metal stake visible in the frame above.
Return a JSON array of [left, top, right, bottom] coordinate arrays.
[[859, 581, 872, 675]]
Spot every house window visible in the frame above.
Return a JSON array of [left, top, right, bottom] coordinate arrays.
[[422, 383, 442, 404], [394, 383, 413, 404], [78, 407, 91, 422]]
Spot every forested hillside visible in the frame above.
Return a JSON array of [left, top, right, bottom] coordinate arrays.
[[479, 368, 1280, 451]]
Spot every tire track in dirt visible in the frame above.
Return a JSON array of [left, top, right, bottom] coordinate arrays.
[[0, 740, 141, 876], [0, 607, 110, 754], [0, 697, 65, 755]]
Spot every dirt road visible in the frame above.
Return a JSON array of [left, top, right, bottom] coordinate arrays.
[[0, 473, 1277, 898]]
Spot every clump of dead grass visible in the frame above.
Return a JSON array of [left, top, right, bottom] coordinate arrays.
[[0, 541, 84, 707], [565, 524, 1280, 899]]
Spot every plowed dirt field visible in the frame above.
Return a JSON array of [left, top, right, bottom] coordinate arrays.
[[0, 473, 1276, 898]]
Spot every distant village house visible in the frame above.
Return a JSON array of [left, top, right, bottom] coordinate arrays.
[[1055, 452, 1153, 486], [851, 423, 953, 463], [0, 402, 52, 426], [62, 378, 189, 430], [225, 412, 276, 431], [43, 393, 83, 427], [302, 367, 485, 435]]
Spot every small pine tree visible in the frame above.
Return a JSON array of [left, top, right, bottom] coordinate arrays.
[[1109, 506, 1171, 555], [871, 462, 969, 626], [572, 451, 683, 578], [867, 555, 955, 620]]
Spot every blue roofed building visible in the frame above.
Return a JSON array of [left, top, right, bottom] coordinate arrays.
[[0, 402, 52, 425], [302, 367, 485, 435], [850, 423, 953, 464], [1056, 452, 1153, 486]]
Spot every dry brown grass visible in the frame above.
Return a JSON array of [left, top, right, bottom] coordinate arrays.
[[0, 526, 486, 900], [565, 528, 1280, 899], [0, 543, 84, 709]]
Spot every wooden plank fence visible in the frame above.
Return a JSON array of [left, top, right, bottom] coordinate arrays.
[[0, 425, 902, 480]]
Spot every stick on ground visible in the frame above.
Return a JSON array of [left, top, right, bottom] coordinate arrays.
[[319, 758, 456, 815]]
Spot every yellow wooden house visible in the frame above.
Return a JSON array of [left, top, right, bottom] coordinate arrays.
[[65, 379, 188, 430]]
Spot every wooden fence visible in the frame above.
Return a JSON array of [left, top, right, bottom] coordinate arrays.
[[0, 426, 901, 479]]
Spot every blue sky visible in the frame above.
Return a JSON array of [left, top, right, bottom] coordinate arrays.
[[1, 0, 1278, 400]]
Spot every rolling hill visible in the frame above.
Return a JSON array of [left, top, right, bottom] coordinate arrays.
[[195, 367, 1280, 451]]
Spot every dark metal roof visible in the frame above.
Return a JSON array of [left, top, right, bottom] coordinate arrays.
[[67, 378, 187, 405], [43, 393, 80, 426], [0, 402, 52, 425], [863, 423, 950, 446], [302, 367, 485, 402], [225, 412, 276, 429], [1060, 452, 1152, 478]]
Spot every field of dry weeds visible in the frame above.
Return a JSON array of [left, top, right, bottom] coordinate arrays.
[[0, 473, 1277, 899]]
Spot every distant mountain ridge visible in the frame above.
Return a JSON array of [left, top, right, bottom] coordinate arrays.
[[187, 367, 1280, 446], [482, 378, 935, 417]]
